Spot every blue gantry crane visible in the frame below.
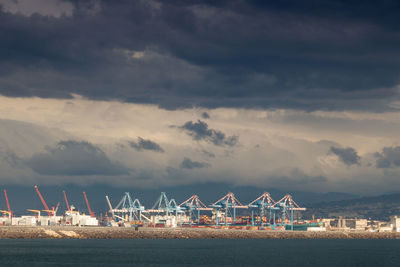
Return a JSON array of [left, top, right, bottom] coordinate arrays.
[[272, 194, 306, 230], [113, 192, 145, 222], [248, 192, 279, 226], [179, 194, 213, 225], [211, 192, 248, 225], [148, 192, 184, 225]]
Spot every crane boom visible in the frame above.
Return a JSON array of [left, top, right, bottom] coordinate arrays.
[[83, 192, 95, 217], [55, 202, 60, 215], [63, 191, 70, 211], [3, 189, 12, 217], [105, 195, 114, 219], [27, 209, 41, 217], [34, 185, 51, 216]]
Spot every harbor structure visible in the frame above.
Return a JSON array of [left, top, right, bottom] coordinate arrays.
[[179, 194, 213, 225], [15, 186, 400, 232], [272, 194, 306, 230], [248, 192, 278, 226], [211, 192, 248, 225], [147, 192, 185, 227]]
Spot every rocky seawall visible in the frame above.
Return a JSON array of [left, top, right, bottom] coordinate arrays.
[[0, 226, 400, 239]]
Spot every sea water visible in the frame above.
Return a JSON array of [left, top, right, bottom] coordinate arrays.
[[0, 239, 399, 266]]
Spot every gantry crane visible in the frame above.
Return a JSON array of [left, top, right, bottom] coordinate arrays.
[[211, 192, 248, 225], [179, 194, 212, 225], [248, 192, 279, 226], [168, 198, 183, 225], [272, 194, 306, 230], [112, 192, 146, 222], [147, 192, 183, 225]]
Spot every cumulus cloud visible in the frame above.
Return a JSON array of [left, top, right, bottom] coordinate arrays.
[[129, 137, 164, 153], [3, 96, 400, 194], [374, 146, 400, 168], [179, 120, 238, 146], [27, 140, 129, 176], [330, 146, 361, 165], [180, 157, 210, 169]]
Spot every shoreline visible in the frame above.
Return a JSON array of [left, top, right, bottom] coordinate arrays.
[[0, 226, 400, 239]]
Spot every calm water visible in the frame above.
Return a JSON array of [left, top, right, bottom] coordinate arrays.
[[0, 239, 399, 266]]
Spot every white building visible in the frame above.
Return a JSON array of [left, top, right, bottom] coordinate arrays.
[[11, 216, 37, 226], [65, 211, 98, 226], [390, 216, 400, 232]]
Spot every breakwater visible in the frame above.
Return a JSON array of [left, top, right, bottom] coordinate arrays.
[[1, 227, 400, 239]]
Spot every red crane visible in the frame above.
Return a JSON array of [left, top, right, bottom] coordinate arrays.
[[83, 192, 95, 217], [63, 190, 70, 211], [34, 185, 52, 216], [4, 189, 12, 218]]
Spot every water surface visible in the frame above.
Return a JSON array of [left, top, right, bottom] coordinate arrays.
[[0, 239, 398, 266]]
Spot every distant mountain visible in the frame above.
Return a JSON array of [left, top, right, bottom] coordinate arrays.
[[303, 193, 400, 221]]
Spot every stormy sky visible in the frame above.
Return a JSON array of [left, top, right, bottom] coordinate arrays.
[[1, 0, 400, 197]]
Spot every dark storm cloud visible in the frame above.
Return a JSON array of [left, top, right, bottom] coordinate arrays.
[[179, 120, 238, 146], [201, 112, 210, 119], [180, 157, 210, 169], [27, 140, 129, 176], [0, 0, 400, 110], [129, 137, 164, 153], [330, 146, 361, 166], [374, 146, 400, 168]]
